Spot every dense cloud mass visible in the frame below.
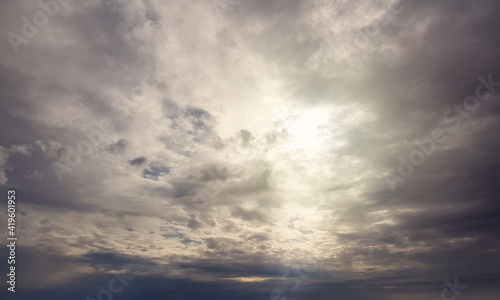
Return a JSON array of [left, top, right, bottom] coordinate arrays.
[[0, 0, 499, 299]]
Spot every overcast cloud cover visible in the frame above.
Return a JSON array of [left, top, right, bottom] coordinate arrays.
[[1, 0, 500, 299]]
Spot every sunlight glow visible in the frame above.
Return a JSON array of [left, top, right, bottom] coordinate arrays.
[[288, 108, 330, 150]]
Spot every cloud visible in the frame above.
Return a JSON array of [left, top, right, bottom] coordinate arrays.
[[107, 138, 128, 153], [129, 156, 147, 166], [1, 0, 500, 299]]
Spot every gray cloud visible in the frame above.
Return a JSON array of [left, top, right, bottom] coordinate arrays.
[[1, 0, 500, 299], [129, 156, 147, 166]]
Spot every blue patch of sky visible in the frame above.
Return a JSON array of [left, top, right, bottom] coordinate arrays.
[[143, 166, 171, 180]]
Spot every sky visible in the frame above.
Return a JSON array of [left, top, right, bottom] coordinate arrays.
[[0, 0, 500, 299]]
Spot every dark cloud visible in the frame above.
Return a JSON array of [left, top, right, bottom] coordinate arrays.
[[239, 129, 254, 147], [129, 156, 147, 166], [107, 138, 128, 153], [198, 163, 231, 181]]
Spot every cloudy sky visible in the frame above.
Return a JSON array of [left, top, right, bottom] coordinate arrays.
[[1, 0, 500, 299]]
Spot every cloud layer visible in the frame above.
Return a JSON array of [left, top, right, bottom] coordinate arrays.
[[1, 0, 500, 299]]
